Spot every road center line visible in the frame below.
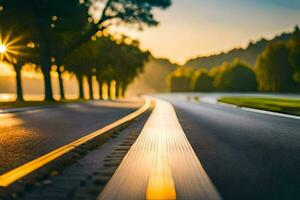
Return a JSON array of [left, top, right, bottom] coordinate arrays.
[[99, 98, 221, 200]]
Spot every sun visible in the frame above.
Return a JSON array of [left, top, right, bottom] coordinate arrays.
[[0, 31, 27, 63], [0, 44, 6, 53]]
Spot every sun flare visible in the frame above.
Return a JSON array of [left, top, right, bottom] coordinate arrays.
[[0, 31, 27, 63], [0, 44, 7, 53]]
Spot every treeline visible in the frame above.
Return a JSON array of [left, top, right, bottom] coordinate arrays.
[[0, 0, 171, 101], [185, 26, 300, 70], [169, 27, 300, 93]]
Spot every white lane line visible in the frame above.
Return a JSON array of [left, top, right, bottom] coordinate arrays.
[[199, 96, 300, 120], [99, 98, 221, 200], [241, 107, 300, 120]]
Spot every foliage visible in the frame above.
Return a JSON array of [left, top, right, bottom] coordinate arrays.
[[0, 0, 171, 100], [64, 35, 149, 94], [168, 67, 193, 92], [213, 60, 257, 92], [185, 26, 300, 70], [256, 42, 297, 92], [192, 69, 214, 92], [288, 27, 300, 82]]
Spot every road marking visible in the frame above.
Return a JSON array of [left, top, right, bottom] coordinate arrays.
[[99, 98, 220, 200], [0, 100, 151, 187], [241, 107, 300, 120]]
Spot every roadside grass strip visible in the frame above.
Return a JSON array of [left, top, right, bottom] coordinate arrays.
[[219, 97, 300, 117], [99, 98, 220, 200], [0, 100, 151, 187]]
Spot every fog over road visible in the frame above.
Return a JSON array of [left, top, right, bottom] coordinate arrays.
[[157, 94, 300, 200], [0, 100, 143, 174]]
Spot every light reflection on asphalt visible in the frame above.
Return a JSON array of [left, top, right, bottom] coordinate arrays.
[[99, 98, 221, 200]]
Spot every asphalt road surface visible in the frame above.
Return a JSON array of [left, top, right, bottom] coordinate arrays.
[[0, 100, 143, 174], [2, 94, 300, 200], [157, 94, 300, 200]]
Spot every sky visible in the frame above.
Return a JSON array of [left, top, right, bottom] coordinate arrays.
[[118, 0, 300, 64]]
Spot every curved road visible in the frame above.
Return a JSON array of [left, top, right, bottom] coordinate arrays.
[[157, 94, 300, 200], [0, 100, 143, 174], [1, 94, 300, 200]]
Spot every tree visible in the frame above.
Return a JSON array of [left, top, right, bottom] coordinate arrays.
[[1, 0, 90, 101], [214, 60, 257, 92], [64, 40, 100, 99], [192, 70, 214, 92], [93, 36, 149, 98], [289, 26, 300, 82], [1, 0, 171, 101], [64, 35, 149, 99], [168, 67, 194, 92], [256, 42, 296, 92], [111, 39, 150, 97]]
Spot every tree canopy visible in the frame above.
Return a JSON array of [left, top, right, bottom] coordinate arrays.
[[64, 35, 149, 98], [168, 60, 257, 92], [192, 70, 214, 92], [256, 42, 296, 92], [214, 60, 257, 92], [289, 27, 300, 82], [0, 0, 171, 100]]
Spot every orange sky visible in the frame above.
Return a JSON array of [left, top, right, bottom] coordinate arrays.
[[116, 0, 300, 65]]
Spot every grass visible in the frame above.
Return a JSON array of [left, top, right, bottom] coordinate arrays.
[[219, 96, 300, 116], [0, 99, 86, 110]]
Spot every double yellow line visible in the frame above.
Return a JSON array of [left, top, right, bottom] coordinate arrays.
[[0, 100, 151, 187]]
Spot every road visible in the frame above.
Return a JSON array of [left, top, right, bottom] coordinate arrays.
[[0, 100, 143, 174], [1, 94, 300, 200], [100, 98, 220, 200], [157, 94, 300, 200]]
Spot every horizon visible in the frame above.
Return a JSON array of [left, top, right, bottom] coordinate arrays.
[[144, 26, 298, 65], [116, 0, 300, 65]]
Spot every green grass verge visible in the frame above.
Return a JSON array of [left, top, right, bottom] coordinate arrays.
[[219, 96, 300, 116], [0, 99, 86, 110]]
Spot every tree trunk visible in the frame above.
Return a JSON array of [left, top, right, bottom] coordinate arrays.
[[107, 81, 111, 100], [115, 81, 119, 99], [98, 80, 103, 100], [78, 75, 84, 99], [57, 69, 65, 100], [122, 84, 126, 98], [41, 55, 54, 101], [42, 68, 54, 101], [15, 65, 24, 102], [88, 76, 94, 100], [118, 83, 124, 98]]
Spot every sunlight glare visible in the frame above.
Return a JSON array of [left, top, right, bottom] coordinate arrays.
[[0, 44, 7, 53]]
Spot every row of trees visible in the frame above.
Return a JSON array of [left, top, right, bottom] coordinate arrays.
[[63, 35, 150, 100], [256, 31, 300, 92], [0, 0, 171, 101], [169, 59, 257, 92], [169, 27, 300, 93]]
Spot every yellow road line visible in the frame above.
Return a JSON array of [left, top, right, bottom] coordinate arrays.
[[99, 98, 221, 200], [0, 100, 151, 187]]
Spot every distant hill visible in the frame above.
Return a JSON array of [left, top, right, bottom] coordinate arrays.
[[185, 26, 300, 69], [126, 56, 179, 96]]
